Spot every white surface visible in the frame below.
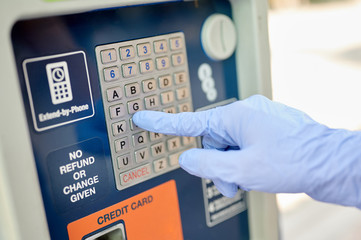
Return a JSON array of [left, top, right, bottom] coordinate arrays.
[[269, 1, 361, 239], [201, 14, 237, 61]]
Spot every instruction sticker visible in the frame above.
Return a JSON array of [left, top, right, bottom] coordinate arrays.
[[47, 138, 108, 212], [23, 51, 94, 131], [67, 180, 183, 240]]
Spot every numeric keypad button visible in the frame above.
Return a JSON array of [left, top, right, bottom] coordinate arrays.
[[122, 63, 137, 78], [120, 46, 135, 60], [103, 67, 120, 82], [137, 43, 152, 57], [101, 49, 117, 63], [154, 40, 168, 53]]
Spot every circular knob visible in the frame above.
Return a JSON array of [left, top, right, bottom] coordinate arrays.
[[201, 14, 237, 61]]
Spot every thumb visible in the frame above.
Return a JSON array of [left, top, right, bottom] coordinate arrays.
[[179, 148, 243, 187]]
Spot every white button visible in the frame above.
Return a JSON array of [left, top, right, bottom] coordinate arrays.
[[144, 95, 159, 109], [129, 117, 140, 131], [178, 102, 191, 112], [103, 67, 120, 81], [112, 120, 127, 136], [137, 43, 152, 57], [109, 104, 126, 119], [167, 137, 181, 151], [153, 158, 167, 173], [201, 14, 237, 61], [127, 99, 143, 114], [171, 53, 185, 66], [176, 87, 189, 100], [117, 154, 133, 169], [151, 142, 165, 157], [142, 79, 157, 93], [170, 37, 183, 51], [169, 152, 182, 166], [122, 63, 137, 78], [101, 49, 117, 63], [120, 164, 152, 186], [149, 132, 163, 141], [182, 136, 195, 145], [139, 59, 154, 74], [135, 148, 150, 163], [154, 40, 168, 53], [156, 56, 170, 70], [174, 72, 187, 85], [120, 45, 135, 60], [158, 75, 172, 89], [163, 106, 176, 114], [106, 87, 122, 102], [115, 137, 129, 152], [132, 131, 148, 147], [160, 91, 175, 105], [124, 82, 140, 97]]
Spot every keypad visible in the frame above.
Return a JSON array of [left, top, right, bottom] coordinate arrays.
[[96, 33, 196, 190]]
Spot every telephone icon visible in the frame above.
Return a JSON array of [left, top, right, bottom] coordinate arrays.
[[46, 61, 73, 105]]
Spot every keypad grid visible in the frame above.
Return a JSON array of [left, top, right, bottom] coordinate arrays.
[[95, 32, 196, 190]]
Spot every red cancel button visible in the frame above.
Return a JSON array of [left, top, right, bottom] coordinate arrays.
[[120, 164, 152, 186]]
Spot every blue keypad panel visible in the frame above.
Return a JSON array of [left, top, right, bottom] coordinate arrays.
[[95, 33, 196, 190]]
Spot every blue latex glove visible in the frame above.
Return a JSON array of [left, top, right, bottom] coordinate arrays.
[[133, 95, 361, 208]]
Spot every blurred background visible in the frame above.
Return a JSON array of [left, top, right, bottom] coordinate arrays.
[[268, 0, 361, 239]]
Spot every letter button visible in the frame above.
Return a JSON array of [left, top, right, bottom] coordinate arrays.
[[176, 87, 189, 100], [158, 75, 172, 89], [132, 131, 148, 147], [106, 87, 122, 102], [117, 153, 133, 169], [129, 117, 140, 131], [160, 91, 175, 105], [153, 158, 167, 173], [142, 79, 156, 93], [178, 102, 191, 112], [151, 142, 165, 157], [127, 99, 143, 114], [115, 137, 129, 153], [134, 147, 150, 163], [163, 106, 176, 114], [182, 136, 195, 145], [109, 104, 126, 119], [112, 120, 127, 136], [174, 72, 187, 85], [124, 82, 140, 97], [149, 132, 163, 141], [144, 95, 159, 109], [169, 151, 182, 166], [167, 137, 181, 151]]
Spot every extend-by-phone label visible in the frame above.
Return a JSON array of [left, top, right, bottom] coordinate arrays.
[[23, 51, 94, 131]]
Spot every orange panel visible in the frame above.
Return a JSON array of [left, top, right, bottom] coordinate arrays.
[[67, 180, 183, 240]]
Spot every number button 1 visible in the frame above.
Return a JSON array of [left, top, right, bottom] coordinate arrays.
[[100, 49, 117, 64], [137, 43, 152, 57], [120, 46, 135, 60]]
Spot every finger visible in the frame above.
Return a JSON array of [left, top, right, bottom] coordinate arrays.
[[212, 179, 238, 198], [133, 110, 213, 137], [179, 148, 242, 183]]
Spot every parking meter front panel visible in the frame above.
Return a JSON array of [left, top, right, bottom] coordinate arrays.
[[11, 1, 248, 239]]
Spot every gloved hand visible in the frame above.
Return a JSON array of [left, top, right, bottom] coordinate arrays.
[[133, 95, 361, 208]]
